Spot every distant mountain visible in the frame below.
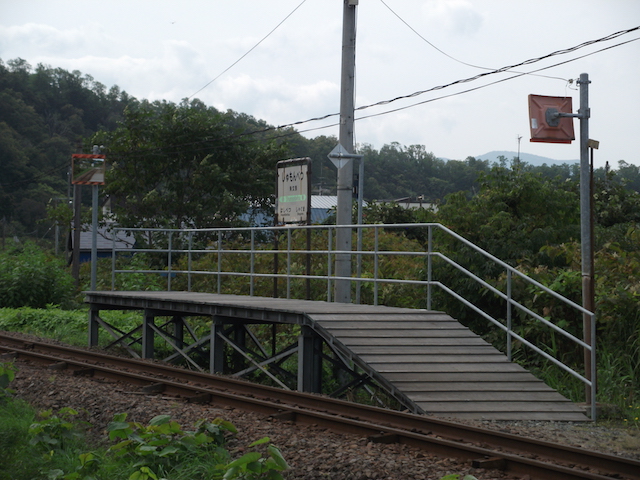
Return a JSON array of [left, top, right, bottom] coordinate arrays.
[[475, 151, 578, 166]]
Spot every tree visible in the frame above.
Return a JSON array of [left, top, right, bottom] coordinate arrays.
[[93, 100, 288, 230], [437, 163, 580, 265]]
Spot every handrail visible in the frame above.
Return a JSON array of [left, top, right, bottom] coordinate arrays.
[[109, 222, 597, 420]]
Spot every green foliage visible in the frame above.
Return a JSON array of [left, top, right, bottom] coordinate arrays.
[[223, 437, 289, 480], [438, 163, 580, 264], [0, 242, 75, 308], [3, 397, 289, 480], [106, 413, 288, 480], [0, 393, 40, 480], [29, 408, 87, 452], [0, 58, 132, 239], [0, 361, 16, 398], [0, 306, 87, 342], [357, 143, 490, 202], [93, 99, 287, 230]]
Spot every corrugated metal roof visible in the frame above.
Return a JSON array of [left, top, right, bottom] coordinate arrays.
[[311, 195, 338, 210]]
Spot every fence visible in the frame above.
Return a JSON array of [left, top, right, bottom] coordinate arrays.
[[110, 222, 597, 419]]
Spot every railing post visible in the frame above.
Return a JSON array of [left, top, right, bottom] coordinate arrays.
[[507, 269, 513, 361], [217, 231, 222, 294], [111, 230, 117, 291], [591, 312, 597, 420], [167, 231, 173, 291], [327, 227, 333, 302], [188, 231, 193, 292], [374, 226, 379, 306], [287, 228, 292, 299], [250, 229, 255, 296], [356, 223, 363, 304], [427, 225, 433, 310]]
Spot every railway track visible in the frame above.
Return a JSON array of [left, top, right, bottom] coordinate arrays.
[[1, 333, 638, 480]]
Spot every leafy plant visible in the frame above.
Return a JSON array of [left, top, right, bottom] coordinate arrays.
[[0, 362, 16, 399], [223, 436, 289, 480], [107, 413, 235, 479], [47, 452, 102, 480], [29, 408, 87, 452], [0, 242, 75, 308], [106, 413, 289, 480]]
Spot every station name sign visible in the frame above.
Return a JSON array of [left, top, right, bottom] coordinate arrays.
[[276, 157, 311, 225]]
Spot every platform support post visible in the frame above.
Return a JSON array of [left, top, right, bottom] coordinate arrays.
[[172, 315, 185, 351], [88, 307, 100, 347], [298, 326, 322, 393], [142, 310, 155, 359], [231, 324, 246, 371], [210, 319, 225, 374]]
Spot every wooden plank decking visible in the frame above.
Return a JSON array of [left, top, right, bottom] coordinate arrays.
[[85, 291, 588, 421], [309, 312, 588, 421]]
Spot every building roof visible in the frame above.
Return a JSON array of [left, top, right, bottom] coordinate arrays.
[[71, 226, 135, 251]]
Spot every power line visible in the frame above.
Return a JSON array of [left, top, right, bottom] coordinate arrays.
[[355, 36, 640, 121], [237, 26, 639, 136], [378, 0, 567, 82], [23, 25, 637, 169], [113, 26, 640, 160], [355, 26, 640, 113], [188, 0, 308, 100], [0, 159, 69, 188]]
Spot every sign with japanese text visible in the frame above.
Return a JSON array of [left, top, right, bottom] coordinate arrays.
[[276, 157, 311, 224]]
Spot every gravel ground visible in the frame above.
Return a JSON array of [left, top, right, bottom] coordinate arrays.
[[7, 357, 640, 480]]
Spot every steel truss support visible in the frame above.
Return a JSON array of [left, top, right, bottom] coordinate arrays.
[[88, 308, 406, 410]]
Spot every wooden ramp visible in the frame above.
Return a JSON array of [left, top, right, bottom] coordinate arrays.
[[308, 311, 588, 421], [85, 292, 588, 421]]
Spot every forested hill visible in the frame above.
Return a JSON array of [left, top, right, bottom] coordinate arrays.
[[0, 58, 133, 238], [1, 58, 639, 240]]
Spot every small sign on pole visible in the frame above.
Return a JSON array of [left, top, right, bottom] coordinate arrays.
[[276, 158, 311, 225]]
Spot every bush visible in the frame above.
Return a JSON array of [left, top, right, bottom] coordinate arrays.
[[0, 242, 75, 308]]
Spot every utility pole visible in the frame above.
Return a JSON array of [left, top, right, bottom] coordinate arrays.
[[529, 74, 596, 419], [577, 73, 595, 409], [334, 0, 357, 303]]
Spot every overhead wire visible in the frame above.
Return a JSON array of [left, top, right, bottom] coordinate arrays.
[[0, 159, 69, 188], [355, 35, 640, 121], [108, 27, 640, 161], [378, 0, 568, 82], [187, 0, 308, 100], [237, 26, 639, 137], [354, 26, 640, 113], [23, 24, 637, 168]]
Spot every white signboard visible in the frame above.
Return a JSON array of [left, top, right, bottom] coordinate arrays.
[[277, 158, 311, 224]]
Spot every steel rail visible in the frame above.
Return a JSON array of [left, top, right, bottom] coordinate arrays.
[[0, 334, 637, 480]]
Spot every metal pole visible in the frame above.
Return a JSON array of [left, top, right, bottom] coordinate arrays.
[[72, 184, 81, 288], [578, 73, 594, 409], [335, 0, 357, 303], [356, 156, 364, 303], [90, 185, 99, 291]]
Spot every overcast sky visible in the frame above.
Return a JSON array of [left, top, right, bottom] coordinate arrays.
[[1, 0, 639, 168]]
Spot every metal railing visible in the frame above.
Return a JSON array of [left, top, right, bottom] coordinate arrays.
[[110, 222, 597, 419]]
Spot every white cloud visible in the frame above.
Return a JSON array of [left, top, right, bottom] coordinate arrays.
[[420, 0, 484, 36], [208, 73, 338, 128]]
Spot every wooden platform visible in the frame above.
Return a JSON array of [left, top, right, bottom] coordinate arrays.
[[85, 291, 588, 421]]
